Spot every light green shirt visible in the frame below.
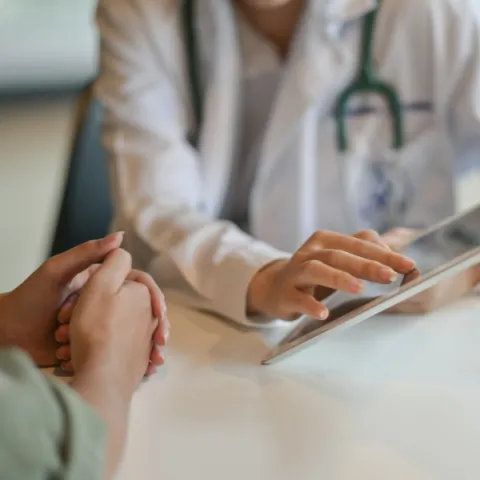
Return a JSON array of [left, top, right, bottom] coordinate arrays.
[[0, 349, 106, 479]]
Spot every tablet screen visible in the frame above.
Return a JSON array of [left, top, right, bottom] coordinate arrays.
[[277, 206, 480, 348]]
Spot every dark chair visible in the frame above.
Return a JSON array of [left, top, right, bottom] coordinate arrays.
[[50, 86, 113, 256]]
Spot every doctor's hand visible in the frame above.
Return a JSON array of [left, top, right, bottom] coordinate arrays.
[[247, 230, 415, 321], [0, 233, 124, 367], [381, 228, 480, 314], [55, 263, 169, 376]]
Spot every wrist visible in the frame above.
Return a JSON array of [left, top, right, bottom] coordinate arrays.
[[73, 360, 134, 407], [72, 361, 131, 480]]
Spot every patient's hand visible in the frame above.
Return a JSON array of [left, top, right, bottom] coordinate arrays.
[[55, 267, 169, 376], [0, 234, 124, 366], [383, 228, 480, 314]]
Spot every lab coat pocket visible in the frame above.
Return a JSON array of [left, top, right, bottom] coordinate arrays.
[[344, 128, 454, 233]]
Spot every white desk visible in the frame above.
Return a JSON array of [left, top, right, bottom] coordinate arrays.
[[118, 297, 480, 480]]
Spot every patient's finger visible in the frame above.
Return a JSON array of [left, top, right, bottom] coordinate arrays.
[[58, 294, 78, 324], [55, 325, 70, 343], [56, 345, 71, 361], [60, 361, 74, 373], [150, 345, 165, 366], [145, 364, 157, 377]]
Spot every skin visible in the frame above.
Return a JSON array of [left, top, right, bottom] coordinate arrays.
[[236, 0, 305, 55], [0, 233, 168, 371], [55, 265, 168, 376]]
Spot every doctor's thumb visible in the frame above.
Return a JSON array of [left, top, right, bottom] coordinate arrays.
[[43, 232, 125, 285]]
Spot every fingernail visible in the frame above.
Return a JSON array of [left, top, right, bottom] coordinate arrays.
[[318, 310, 329, 321], [103, 231, 124, 245], [61, 362, 72, 371], [381, 268, 398, 283], [57, 351, 68, 360], [156, 346, 165, 362], [403, 258, 416, 269]]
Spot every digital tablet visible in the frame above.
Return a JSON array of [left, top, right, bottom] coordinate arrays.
[[262, 205, 480, 365]]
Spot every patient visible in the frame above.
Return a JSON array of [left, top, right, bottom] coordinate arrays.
[[0, 233, 168, 479]]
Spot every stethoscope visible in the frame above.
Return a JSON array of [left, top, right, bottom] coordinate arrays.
[[181, 0, 408, 227]]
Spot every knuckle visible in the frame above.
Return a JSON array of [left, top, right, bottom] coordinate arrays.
[[367, 261, 381, 279], [310, 230, 328, 245], [356, 241, 374, 259], [292, 250, 307, 263], [321, 249, 339, 265], [332, 270, 346, 289], [40, 258, 59, 279], [117, 248, 132, 264], [356, 229, 378, 241], [301, 260, 317, 276]]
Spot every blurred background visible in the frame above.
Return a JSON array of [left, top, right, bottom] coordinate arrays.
[[0, 0, 100, 291], [1, 0, 480, 293]]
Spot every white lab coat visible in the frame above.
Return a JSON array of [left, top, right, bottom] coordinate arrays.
[[95, 0, 480, 325]]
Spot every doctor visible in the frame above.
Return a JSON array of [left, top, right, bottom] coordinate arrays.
[[96, 0, 480, 325]]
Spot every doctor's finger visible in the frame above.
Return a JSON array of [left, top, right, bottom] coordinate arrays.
[[318, 233, 414, 273], [317, 250, 399, 284], [353, 230, 390, 249], [294, 260, 364, 294], [288, 290, 329, 321]]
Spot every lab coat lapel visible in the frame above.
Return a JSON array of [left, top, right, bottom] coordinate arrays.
[[252, 0, 376, 246], [257, 0, 377, 183], [198, 1, 241, 217]]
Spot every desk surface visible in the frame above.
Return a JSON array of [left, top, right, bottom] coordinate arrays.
[[118, 297, 480, 480]]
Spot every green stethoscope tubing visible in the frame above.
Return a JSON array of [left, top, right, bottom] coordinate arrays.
[[334, 2, 404, 152], [182, 0, 203, 146], [181, 0, 404, 152]]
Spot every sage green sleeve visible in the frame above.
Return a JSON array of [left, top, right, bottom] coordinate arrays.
[[0, 349, 106, 480]]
